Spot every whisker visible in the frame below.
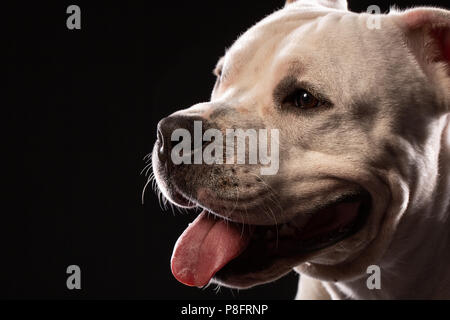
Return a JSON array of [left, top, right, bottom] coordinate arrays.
[[266, 204, 279, 249], [141, 178, 152, 205], [249, 172, 283, 211], [143, 152, 152, 161], [213, 284, 222, 295]]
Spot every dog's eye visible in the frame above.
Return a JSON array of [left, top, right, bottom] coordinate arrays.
[[293, 90, 320, 109]]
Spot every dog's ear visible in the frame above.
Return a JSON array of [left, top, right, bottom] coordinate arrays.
[[285, 0, 347, 10], [393, 8, 450, 109], [394, 8, 450, 66]]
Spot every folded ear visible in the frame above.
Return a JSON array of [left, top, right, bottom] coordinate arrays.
[[393, 8, 450, 77], [392, 8, 450, 112], [285, 0, 347, 10]]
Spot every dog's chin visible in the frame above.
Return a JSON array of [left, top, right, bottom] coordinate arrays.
[[168, 186, 372, 290]]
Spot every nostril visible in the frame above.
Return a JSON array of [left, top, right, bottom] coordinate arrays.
[[156, 115, 206, 162], [157, 128, 163, 147], [157, 127, 167, 159]]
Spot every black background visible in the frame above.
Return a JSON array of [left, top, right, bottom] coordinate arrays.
[[4, 0, 448, 299]]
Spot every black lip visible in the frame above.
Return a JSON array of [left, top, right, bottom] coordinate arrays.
[[171, 185, 196, 208], [214, 191, 372, 285]]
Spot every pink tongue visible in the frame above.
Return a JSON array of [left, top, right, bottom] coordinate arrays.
[[171, 211, 250, 287]]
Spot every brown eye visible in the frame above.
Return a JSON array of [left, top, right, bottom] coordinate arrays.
[[294, 90, 319, 109]]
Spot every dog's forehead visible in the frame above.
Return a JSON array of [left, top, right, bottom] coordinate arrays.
[[219, 8, 406, 100], [223, 7, 348, 71]]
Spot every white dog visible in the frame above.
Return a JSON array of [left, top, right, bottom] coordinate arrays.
[[151, 0, 450, 299]]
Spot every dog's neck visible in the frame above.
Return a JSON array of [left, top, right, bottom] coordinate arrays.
[[326, 114, 450, 299]]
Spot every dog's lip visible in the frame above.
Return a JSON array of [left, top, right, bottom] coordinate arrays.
[[212, 192, 372, 288], [166, 185, 197, 208]]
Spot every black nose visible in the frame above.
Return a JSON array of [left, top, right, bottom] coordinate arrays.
[[156, 115, 205, 161]]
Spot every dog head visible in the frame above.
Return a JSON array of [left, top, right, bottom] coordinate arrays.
[[151, 0, 450, 289]]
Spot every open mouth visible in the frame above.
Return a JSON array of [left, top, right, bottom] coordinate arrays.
[[170, 192, 371, 288]]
